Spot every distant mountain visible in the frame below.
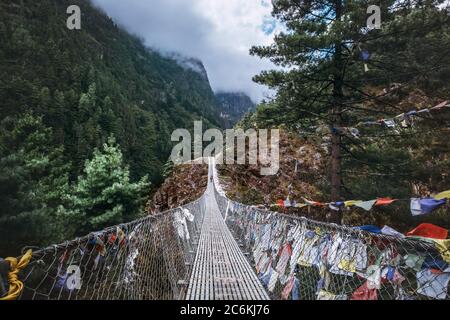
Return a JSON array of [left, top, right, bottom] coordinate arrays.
[[215, 92, 256, 128], [166, 53, 210, 82], [0, 0, 222, 183]]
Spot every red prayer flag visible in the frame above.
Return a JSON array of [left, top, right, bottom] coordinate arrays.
[[277, 199, 285, 208], [351, 281, 378, 300], [406, 223, 448, 240], [375, 198, 397, 206], [430, 268, 445, 275]]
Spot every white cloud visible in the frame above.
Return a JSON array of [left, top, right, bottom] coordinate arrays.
[[92, 0, 279, 102]]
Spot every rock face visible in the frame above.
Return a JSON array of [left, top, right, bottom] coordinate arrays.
[[167, 53, 210, 82], [215, 92, 256, 128], [147, 162, 208, 213]]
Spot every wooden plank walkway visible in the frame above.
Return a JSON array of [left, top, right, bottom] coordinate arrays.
[[186, 160, 269, 300]]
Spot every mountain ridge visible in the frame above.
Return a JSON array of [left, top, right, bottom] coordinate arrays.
[[0, 0, 222, 183], [215, 91, 256, 128]]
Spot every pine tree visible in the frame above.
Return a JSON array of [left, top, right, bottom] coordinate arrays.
[[251, 0, 450, 221], [0, 113, 70, 255], [68, 136, 150, 235], [162, 159, 175, 179]]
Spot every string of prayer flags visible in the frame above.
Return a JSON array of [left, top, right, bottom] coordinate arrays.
[[355, 100, 449, 130], [276, 189, 448, 215]]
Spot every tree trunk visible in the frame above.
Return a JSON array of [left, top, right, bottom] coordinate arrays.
[[331, 0, 344, 223]]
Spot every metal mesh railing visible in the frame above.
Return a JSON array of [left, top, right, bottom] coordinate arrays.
[[2, 157, 449, 300], [10, 195, 206, 300], [214, 188, 450, 300]]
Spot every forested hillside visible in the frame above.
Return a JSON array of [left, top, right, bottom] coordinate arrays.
[[0, 0, 221, 181], [0, 0, 222, 255]]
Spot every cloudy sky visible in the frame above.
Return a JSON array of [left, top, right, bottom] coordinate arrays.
[[92, 0, 279, 102]]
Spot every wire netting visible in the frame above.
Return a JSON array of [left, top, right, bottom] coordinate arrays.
[[2, 158, 449, 301], [8, 196, 206, 300], [215, 188, 450, 300]]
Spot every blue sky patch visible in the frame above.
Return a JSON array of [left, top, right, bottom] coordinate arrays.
[[261, 16, 276, 35]]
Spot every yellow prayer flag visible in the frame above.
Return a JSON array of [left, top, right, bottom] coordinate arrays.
[[338, 259, 356, 273], [344, 200, 363, 207], [434, 190, 450, 200], [432, 239, 450, 264]]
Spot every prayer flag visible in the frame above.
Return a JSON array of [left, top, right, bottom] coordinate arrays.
[[354, 200, 377, 211], [431, 101, 449, 111], [420, 198, 446, 214], [344, 200, 363, 207], [375, 198, 397, 206], [406, 223, 448, 240], [434, 190, 450, 200]]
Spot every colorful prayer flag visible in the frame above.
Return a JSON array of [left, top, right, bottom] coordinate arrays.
[[344, 200, 363, 207], [420, 198, 447, 214], [354, 200, 377, 211], [434, 190, 450, 200], [375, 198, 397, 206], [406, 223, 448, 240]]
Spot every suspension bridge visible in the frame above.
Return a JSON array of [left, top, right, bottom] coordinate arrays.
[[1, 157, 449, 300]]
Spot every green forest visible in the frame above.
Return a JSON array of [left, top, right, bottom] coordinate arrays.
[[0, 0, 222, 255]]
